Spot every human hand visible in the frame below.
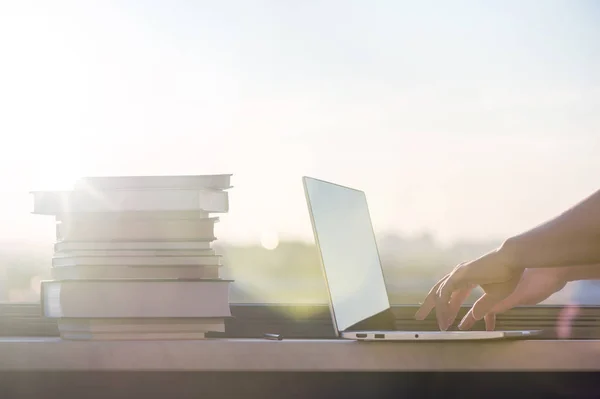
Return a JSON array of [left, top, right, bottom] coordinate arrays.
[[414, 246, 524, 331], [457, 267, 569, 331]]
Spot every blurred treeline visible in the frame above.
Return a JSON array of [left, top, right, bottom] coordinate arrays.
[[216, 233, 500, 304], [0, 234, 512, 304]]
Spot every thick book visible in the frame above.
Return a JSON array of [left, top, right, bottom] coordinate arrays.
[[51, 264, 221, 280], [54, 240, 214, 252], [41, 279, 232, 318], [58, 317, 225, 333], [31, 188, 229, 214], [56, 217, 219, 241], [52, 255, 222, 267], [60, 331, 207, 340], [74, 174, 232, 191]]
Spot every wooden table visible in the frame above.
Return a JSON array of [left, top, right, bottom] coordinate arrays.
[[1, 337, 600, 371], [0, 338, 599, 398]]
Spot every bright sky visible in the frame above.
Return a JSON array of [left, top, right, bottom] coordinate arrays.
[[0, 0, 598, 246]]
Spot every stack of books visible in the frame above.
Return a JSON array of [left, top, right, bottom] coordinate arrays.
[[32, 174, 233, 340]]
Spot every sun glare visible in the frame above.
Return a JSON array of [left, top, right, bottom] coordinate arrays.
[[33, 172, 78, 191], [260, 231, 280, 250]]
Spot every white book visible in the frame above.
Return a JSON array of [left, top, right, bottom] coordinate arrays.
[[51, 265, 221, 280], [75, 174, 232, 191], [52, 255, 222, 267], [54, 241, 213, 252], [42, 279, 232, 318], [56, 210, 211, 222], [31, 188, 229, 215], [53, 249, 217, 257], [56, 217, 219, 241]]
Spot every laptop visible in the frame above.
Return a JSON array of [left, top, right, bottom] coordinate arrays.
[[303, 176, 539, 341]]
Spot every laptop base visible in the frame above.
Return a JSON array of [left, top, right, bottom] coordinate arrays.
[[341, 330, 540, 341]]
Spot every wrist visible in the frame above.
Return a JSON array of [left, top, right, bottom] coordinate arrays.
[[497, 237, 520, 270]]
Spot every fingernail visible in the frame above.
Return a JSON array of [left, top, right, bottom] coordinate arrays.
[[458, 314, 469, 330]]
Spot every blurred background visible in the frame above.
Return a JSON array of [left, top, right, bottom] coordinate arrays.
[[0, 0, 598, 305]]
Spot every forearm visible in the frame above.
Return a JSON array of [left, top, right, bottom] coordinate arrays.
[[504, 188, 600, 269]]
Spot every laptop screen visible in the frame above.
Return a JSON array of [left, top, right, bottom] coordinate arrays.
[[303, 177, 390, 332]]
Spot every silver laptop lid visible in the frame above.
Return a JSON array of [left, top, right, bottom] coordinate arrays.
[[303, 177, 391, 334]]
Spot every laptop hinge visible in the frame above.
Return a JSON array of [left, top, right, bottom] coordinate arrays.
[[345, 307, 396, 332]]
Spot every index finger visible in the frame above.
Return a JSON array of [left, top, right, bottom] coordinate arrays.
[[435, 277, 456, 330], [436, 270, 473, 330], [414, 275, 448, 320]]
